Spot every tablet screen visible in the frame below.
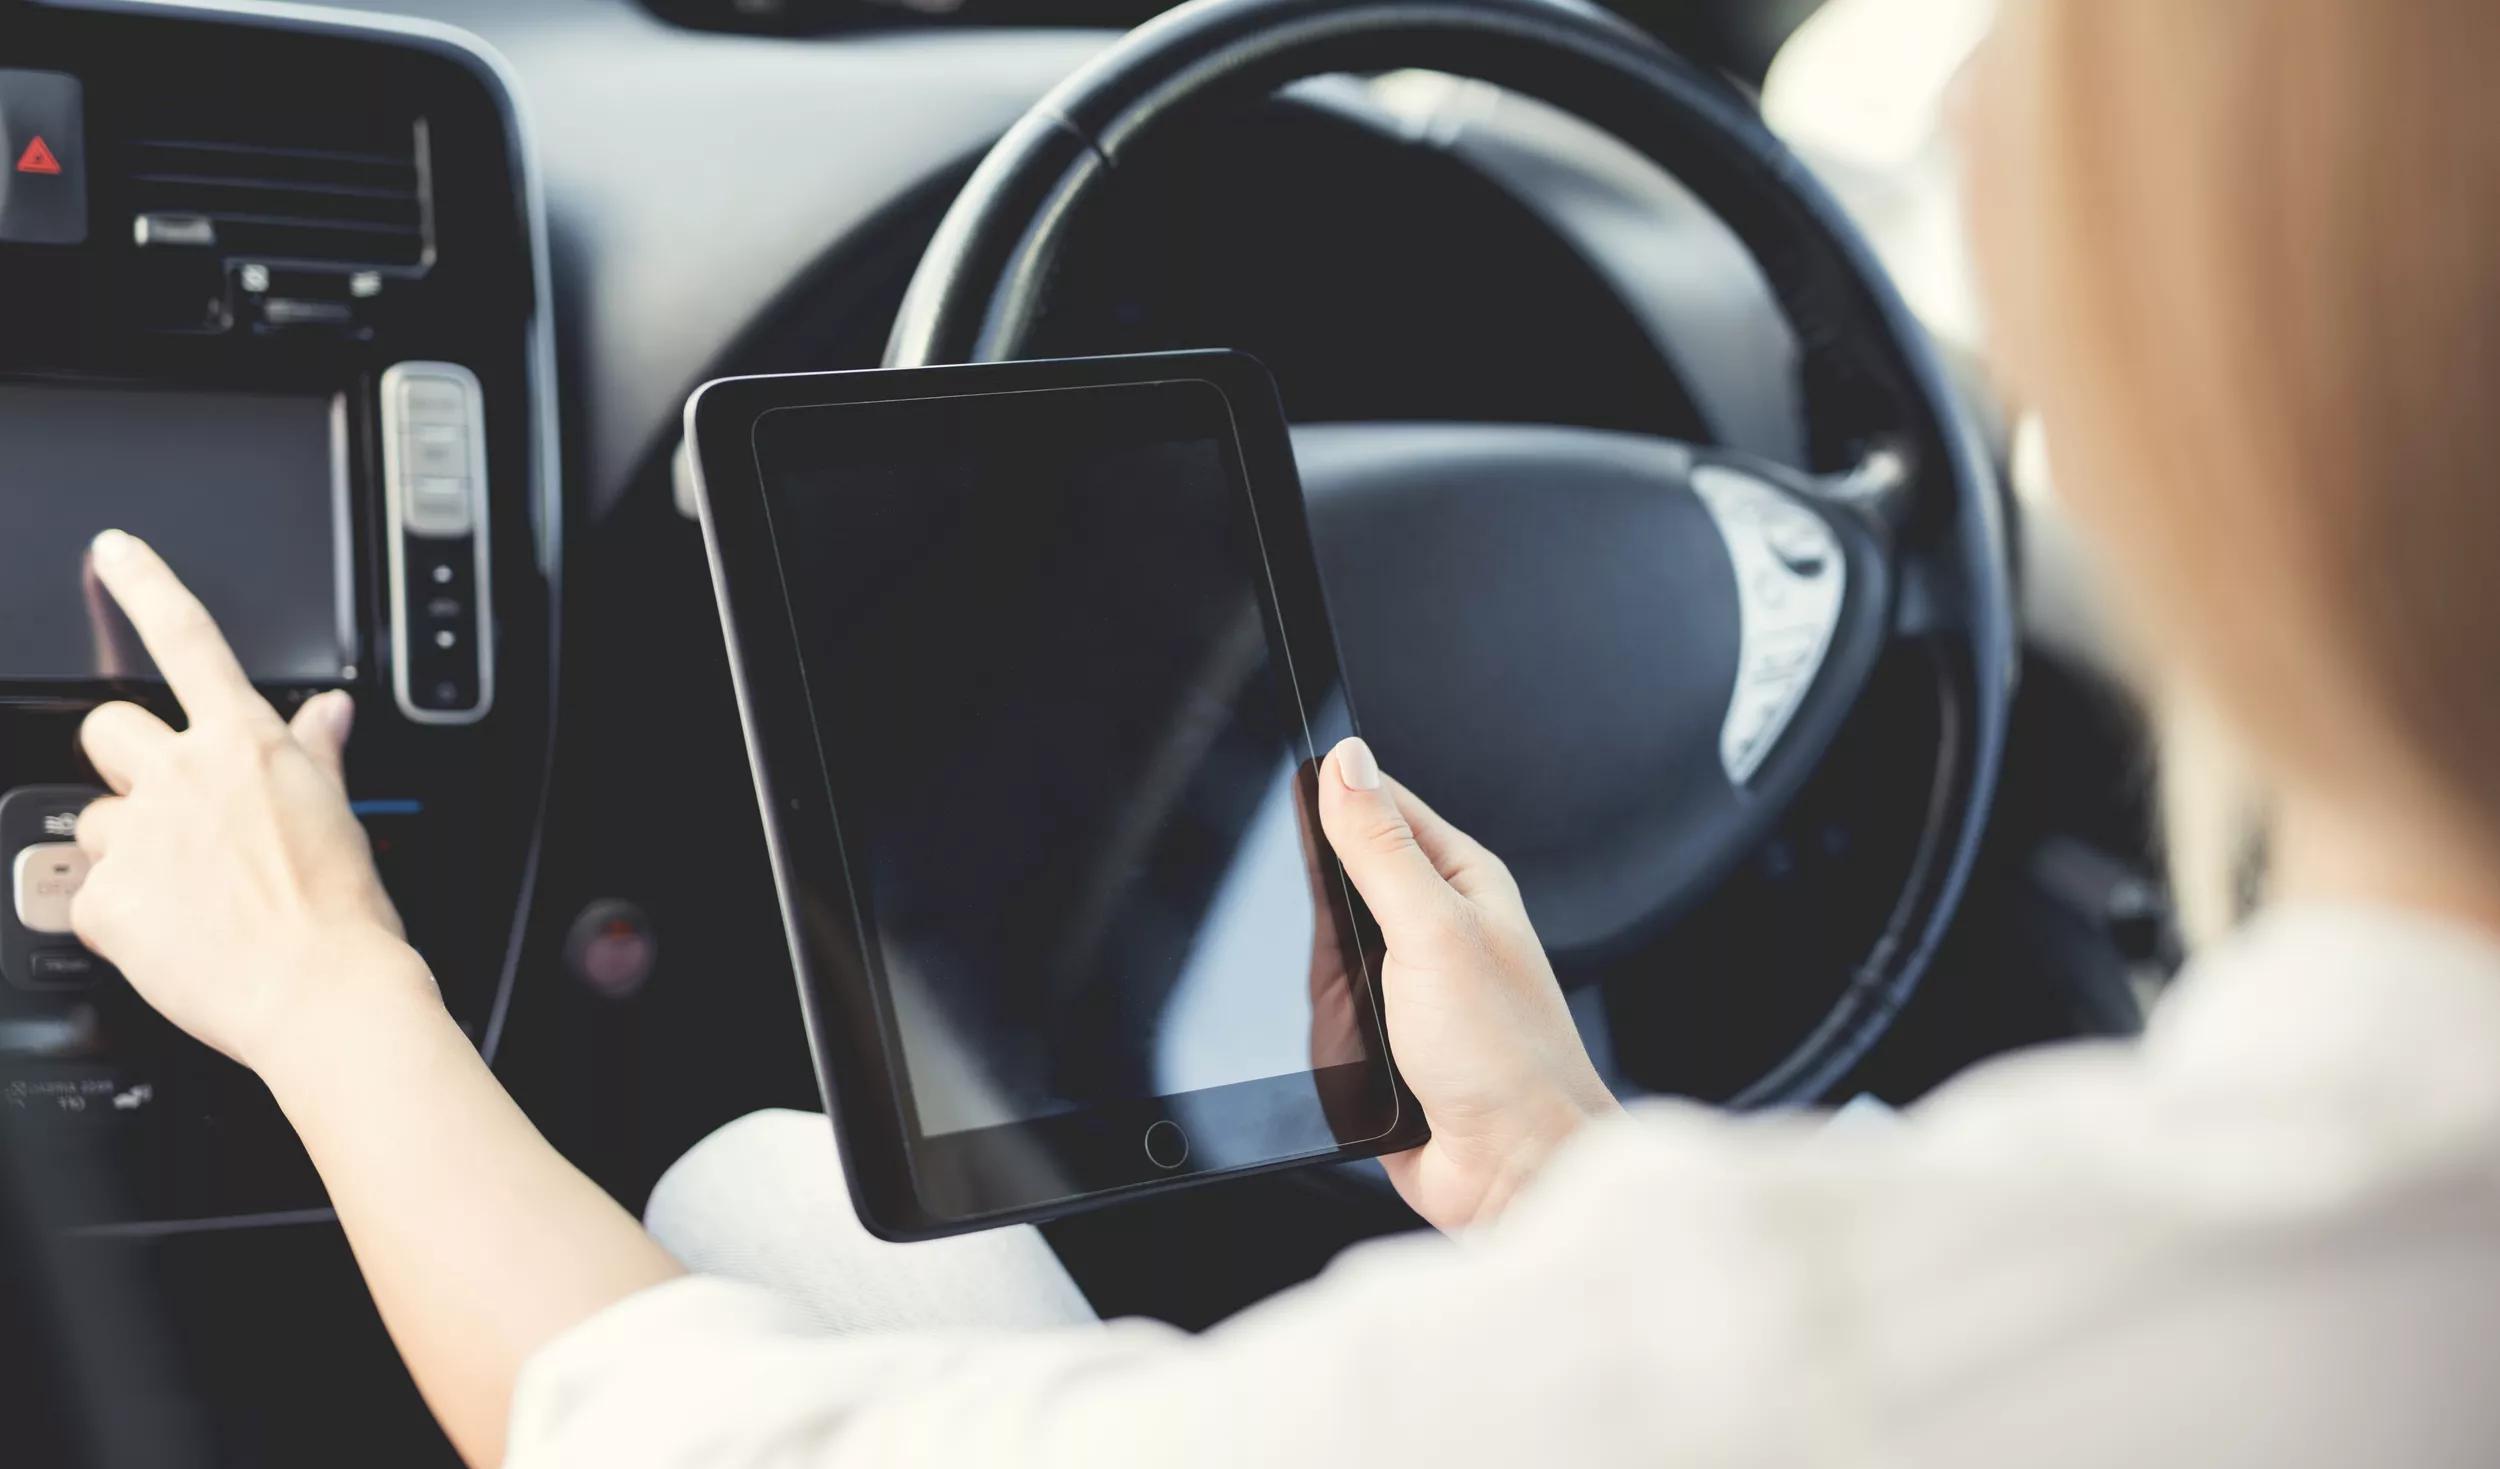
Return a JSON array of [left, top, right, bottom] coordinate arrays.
[[750, 379, 1374, 1145]]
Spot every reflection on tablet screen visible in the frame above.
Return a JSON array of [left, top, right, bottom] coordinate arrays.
[[757, 390, 1350, 1140]]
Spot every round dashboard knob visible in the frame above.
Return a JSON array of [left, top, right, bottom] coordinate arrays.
[[564, 899, 658, 999]]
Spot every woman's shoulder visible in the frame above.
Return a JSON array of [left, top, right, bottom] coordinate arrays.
[[1447, 908, 2500, 1462], [1510, 898, 2500, 1276]]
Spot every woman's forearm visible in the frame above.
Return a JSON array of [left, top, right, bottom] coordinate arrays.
[[258, 951, 683, 1469], [53, 539, 683, 1466]]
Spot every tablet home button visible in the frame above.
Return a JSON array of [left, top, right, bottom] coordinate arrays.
[[1142, 1120, 1189, 1170]]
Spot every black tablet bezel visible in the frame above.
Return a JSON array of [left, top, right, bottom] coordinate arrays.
[[688, 351, 1425, 1240]]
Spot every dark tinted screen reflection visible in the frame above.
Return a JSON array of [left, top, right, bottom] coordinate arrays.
[[0, 382, 350, 684], [755, 382, 1358, 1138]]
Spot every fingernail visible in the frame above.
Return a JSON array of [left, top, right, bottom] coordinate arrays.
[[1336, 737, 1382, 791], [324, 690, 356, 738], [91, 529, 135, 564]]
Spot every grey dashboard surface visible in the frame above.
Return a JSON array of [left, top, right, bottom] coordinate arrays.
[[288, 2, 1806, 524], [306, 0, 1109, 515]]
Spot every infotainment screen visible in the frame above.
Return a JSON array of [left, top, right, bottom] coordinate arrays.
[[0, 381, 355, 685]]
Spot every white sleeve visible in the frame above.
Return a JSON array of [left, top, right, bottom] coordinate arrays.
[[504, 912, 2500, 1469], [502, 1089, 1970, 1469], [502, 1107, 1841, 1469]]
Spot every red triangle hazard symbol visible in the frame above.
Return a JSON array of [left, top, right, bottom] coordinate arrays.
[[16, 136, 62, 175]]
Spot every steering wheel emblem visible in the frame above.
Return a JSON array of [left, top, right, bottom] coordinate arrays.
[[1689, 465, 1846, 786]]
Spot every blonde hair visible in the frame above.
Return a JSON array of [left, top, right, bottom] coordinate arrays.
[[1968, 0, 2500, 913]]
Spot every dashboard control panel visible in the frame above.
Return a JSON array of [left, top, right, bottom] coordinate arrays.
[[0, 3, 555, 1227]]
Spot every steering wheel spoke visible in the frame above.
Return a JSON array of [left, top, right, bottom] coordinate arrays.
[[1810, 440, 1921, 527], [1290, 424, 1894, 957]]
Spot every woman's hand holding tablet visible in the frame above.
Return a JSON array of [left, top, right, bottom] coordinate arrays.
[[1310, 738, 1623, 1234]]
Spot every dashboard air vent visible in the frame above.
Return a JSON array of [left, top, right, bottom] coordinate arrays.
[[123, 118, 432, 273]]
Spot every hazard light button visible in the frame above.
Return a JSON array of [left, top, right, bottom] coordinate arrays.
[[0, 70, 86, 246]]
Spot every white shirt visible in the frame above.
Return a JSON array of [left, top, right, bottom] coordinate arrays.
[[507, 904, 2500, 1466]]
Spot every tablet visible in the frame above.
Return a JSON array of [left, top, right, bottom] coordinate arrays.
[[687, 351, 1425, 1239]]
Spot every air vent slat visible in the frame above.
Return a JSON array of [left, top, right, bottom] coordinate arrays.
[[129, 144, 415, 193], [130, 136, 411, 169], [171, 210, 419, 239], [120, 120, 432, 274], [131, 172, 413, 203], [132, 178, 421, 231]]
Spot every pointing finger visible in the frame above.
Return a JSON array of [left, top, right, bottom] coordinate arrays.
[[86, 530, 271, 728]]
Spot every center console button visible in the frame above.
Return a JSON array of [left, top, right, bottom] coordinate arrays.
[[403, 477, 474, 538], [400, 376, 467, 420], [0, 70, 87, 246], [406, 423, 470, 478], [12, 841, 87, 935], [26, 948, 95, 986]]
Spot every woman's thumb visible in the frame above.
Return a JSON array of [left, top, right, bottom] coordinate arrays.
[[289, 689, 355, 785], [1318, 737, 1454, 937]]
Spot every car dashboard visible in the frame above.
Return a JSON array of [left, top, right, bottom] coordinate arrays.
[[0, 0, 554, 1229]]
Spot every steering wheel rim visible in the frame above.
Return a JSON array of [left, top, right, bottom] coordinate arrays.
[[884, 0, 2015, 1107]]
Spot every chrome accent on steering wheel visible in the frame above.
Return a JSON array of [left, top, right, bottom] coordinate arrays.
[[1689, 465, 1846, 786]]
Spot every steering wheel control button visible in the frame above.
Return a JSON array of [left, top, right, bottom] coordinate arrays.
[[382, 362, 494, 725], [1690, 465, 1847, 786], [1142, 1119, 1190, 1170], [12, 843, 88, 936], [0, 70, 87, 245], [1764, 515, 1833, 577]]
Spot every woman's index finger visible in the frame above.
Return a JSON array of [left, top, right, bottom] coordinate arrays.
[[86, 530, 267, 725]]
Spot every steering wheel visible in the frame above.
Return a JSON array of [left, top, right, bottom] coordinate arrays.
[[884, 0, 2013, 1106]]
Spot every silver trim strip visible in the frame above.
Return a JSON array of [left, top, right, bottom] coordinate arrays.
[[37, 0, 565, 1231], [327, 390, 360, 678], [381, 360, 496, 724], [71, 1207, 338, 1240]]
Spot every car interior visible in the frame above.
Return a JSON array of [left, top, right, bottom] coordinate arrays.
[[0, 0, 2174, 1462]]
